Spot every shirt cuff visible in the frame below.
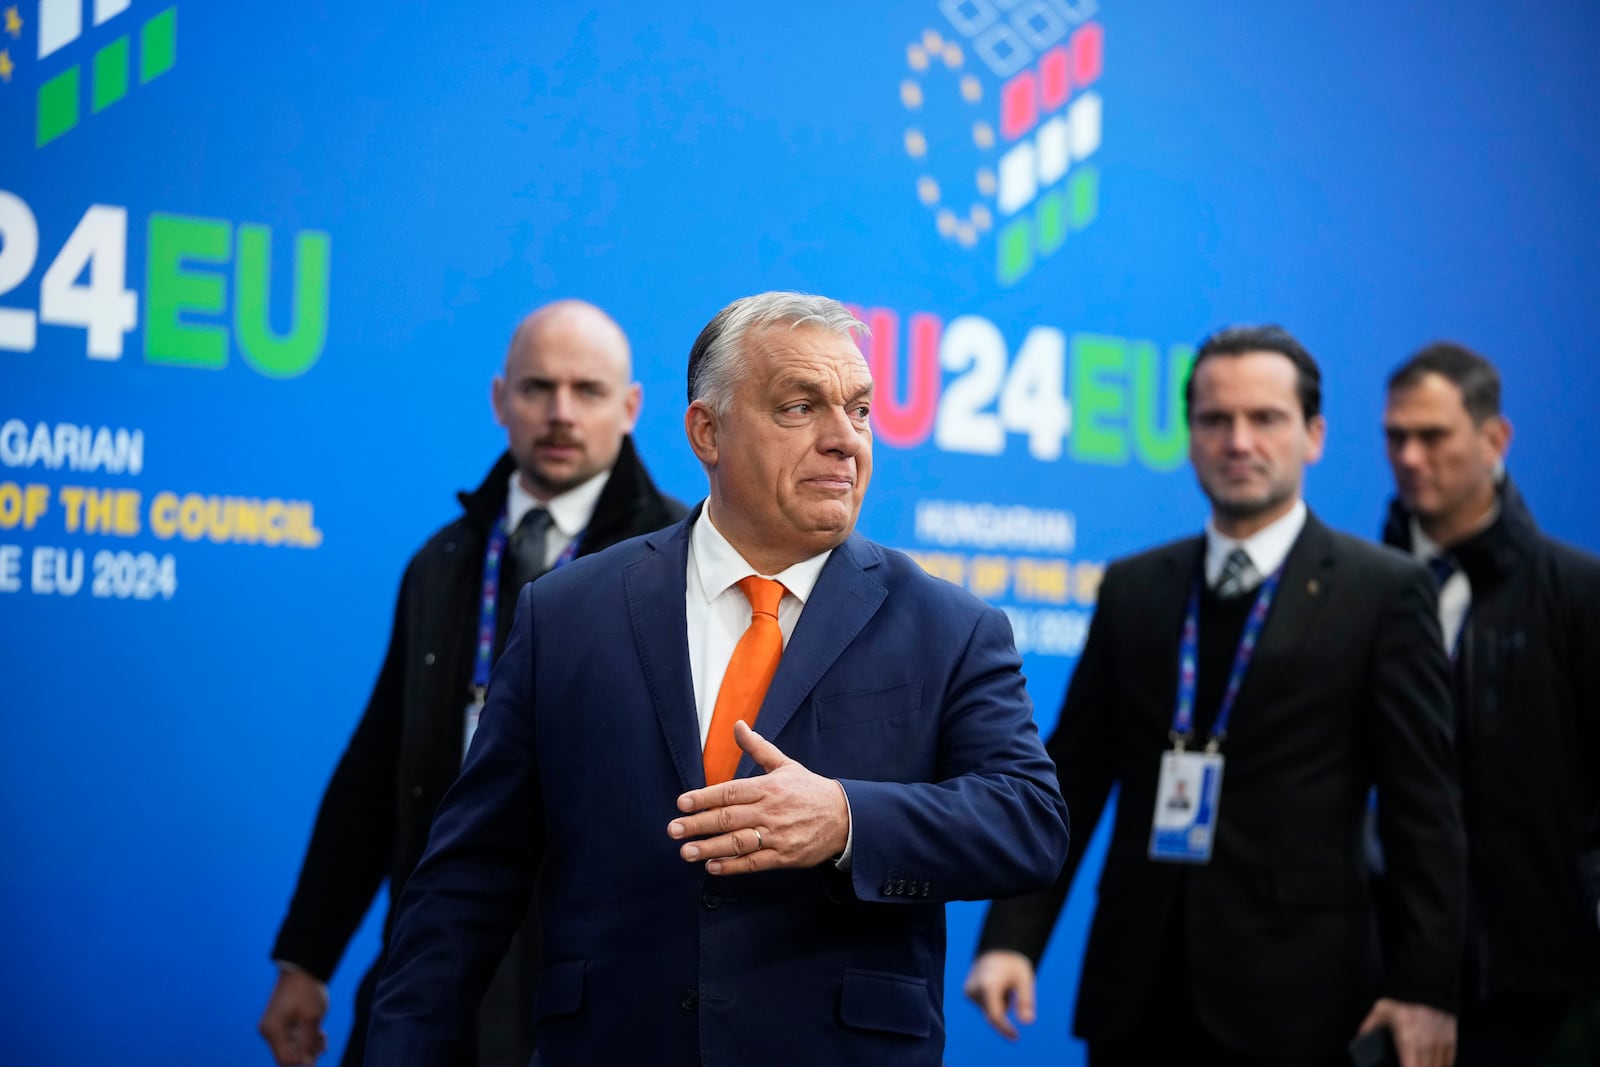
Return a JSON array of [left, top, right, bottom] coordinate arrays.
[[832, 780, 853, 871]]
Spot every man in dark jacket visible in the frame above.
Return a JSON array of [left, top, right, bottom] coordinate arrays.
[[258, 300, 688, 1067], [1382, 341, 1600, 1066]]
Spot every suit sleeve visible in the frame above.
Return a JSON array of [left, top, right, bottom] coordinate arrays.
[[975, 565, 1120, 964], [365, 584, 548, 1066], [269, 568, 408, 981], [1369, 562, 1466, 1010], [839, 605, 1070, 904]]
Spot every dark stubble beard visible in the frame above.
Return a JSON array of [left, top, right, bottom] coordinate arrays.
[[1203, 474, 1294, 526]]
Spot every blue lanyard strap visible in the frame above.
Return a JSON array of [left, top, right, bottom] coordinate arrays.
[[1172, 566, 1283, 751], [472, 516, 511, 697], [472, 515, 585, 698]]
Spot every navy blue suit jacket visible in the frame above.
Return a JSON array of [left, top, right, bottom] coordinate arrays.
[[366, 513, 1069, 1067]]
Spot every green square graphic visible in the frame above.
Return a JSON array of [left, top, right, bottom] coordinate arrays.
[[997, 218, 1033, 286], [1070, 167, 1100, 229], [1037, 189, 1067, 254], [37, 66, 81, 146], [94, 37, 131, 113], [140, 7, 178, 84]]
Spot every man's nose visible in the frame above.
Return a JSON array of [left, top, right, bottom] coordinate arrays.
[[817, 405, 863, 456], [547, 386, 576, 422], [1226, 417, 1254, 452], [1392, 436, 1425, 470]]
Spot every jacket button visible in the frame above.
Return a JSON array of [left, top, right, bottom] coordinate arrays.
[[423, 652, 436, 666], [410, 785, 423, 798], [680, 990, 698, 1011], [701, 887, 721, 910], [920, 881, 931, 897]]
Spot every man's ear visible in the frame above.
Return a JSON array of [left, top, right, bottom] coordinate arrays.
[[622, 382, 643, 432], [491, 376, 508, 427], [1485, 414, 1513, 461], [1304, 413, 1328, 466], [685, 401, 719, 465]]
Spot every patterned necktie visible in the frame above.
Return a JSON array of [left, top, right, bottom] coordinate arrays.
[[1214, 547, 1258, 599], [1426, 554, 1457, 588], [703, 576, 786, 786], [508, 507, 553, 591]]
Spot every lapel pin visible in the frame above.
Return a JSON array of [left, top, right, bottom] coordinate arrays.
[[1306, 578, 1320, 596]]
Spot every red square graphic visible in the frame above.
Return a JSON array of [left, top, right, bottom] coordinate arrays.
[[1001, 70, 1038, 141], [1040, 45, 1069, 111], [1072, 22, 1104, 88]]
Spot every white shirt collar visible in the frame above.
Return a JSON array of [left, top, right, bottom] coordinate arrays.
[[1204, 498, 1307, 587], [690, 506, 833, 605], [506, 467, 611, 537]]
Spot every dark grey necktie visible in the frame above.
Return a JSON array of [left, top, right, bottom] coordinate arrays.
[[1426, 554, 1457, 588], [508, 507, 553, 589], [1214, 548, 1259, 599]]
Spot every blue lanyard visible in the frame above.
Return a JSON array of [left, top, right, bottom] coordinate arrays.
[[1171, 566, 1283, 752], [472, 514, 583, 699]]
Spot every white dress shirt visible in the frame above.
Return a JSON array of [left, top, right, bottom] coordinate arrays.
[[507, 467, 610, 567], [686, 509, 832, 744], [1203, 499, 1308, 591], [1410, 519, 1473, 652], [685, 508, 852, 864]]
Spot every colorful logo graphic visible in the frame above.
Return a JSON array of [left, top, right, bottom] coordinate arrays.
[[900, 0, 1102, 286], [4, 0, 178, 147]]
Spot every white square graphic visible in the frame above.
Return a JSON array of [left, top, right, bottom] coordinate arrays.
[[39, 0, 82, 60], [95, 0, 132, 26], [1036, 114, 1071, 185], [998, 141, 1038, 215], [1069, 91, 1102, 161]]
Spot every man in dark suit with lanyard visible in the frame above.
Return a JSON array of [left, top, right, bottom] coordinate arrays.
[[966, 325, 1466, 1067], [258, 300, 687, 1067]]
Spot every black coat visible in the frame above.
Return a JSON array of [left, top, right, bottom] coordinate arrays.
[[978, 513, 1466, 1056], [1382, 477, 1600, 999], [271, 437, 686, 1066]]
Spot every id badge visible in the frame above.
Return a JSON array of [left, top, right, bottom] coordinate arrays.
[[462, 700, 484, 763], [1148, 749, 1224, 864]]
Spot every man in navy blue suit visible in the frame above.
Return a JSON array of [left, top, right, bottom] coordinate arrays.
[[364, 291, 1070, 1066]]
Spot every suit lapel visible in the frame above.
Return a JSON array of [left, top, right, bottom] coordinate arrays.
[[1149, 538, 1205, 730], [1156, 538, 1205, 644], [1230, 511, 1337, 728], [624, 513, 702, 794], [736, 532, 888, 778]]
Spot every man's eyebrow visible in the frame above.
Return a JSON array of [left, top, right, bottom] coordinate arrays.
[[515, 374, 608, 389], [769, 375, 874, 403], [773, 375, 829, 396]]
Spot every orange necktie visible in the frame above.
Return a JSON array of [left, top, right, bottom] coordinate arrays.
[[703, 576, 786, 785]]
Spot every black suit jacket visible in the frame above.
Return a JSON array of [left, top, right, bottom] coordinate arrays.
[[979, 511, 1466, 1055]]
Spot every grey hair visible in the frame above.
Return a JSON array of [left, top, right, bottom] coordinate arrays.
[[686, 292, 868, 415]]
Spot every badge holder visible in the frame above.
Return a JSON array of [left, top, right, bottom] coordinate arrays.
[[1149, 733, 1225, 863]]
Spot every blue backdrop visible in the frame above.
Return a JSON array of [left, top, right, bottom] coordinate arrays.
[[3, 2, 1598, 1064]]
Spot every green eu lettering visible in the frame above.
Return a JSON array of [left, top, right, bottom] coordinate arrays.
[[1070, 334, 1192, 468], [144, 213, 331, 377]]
